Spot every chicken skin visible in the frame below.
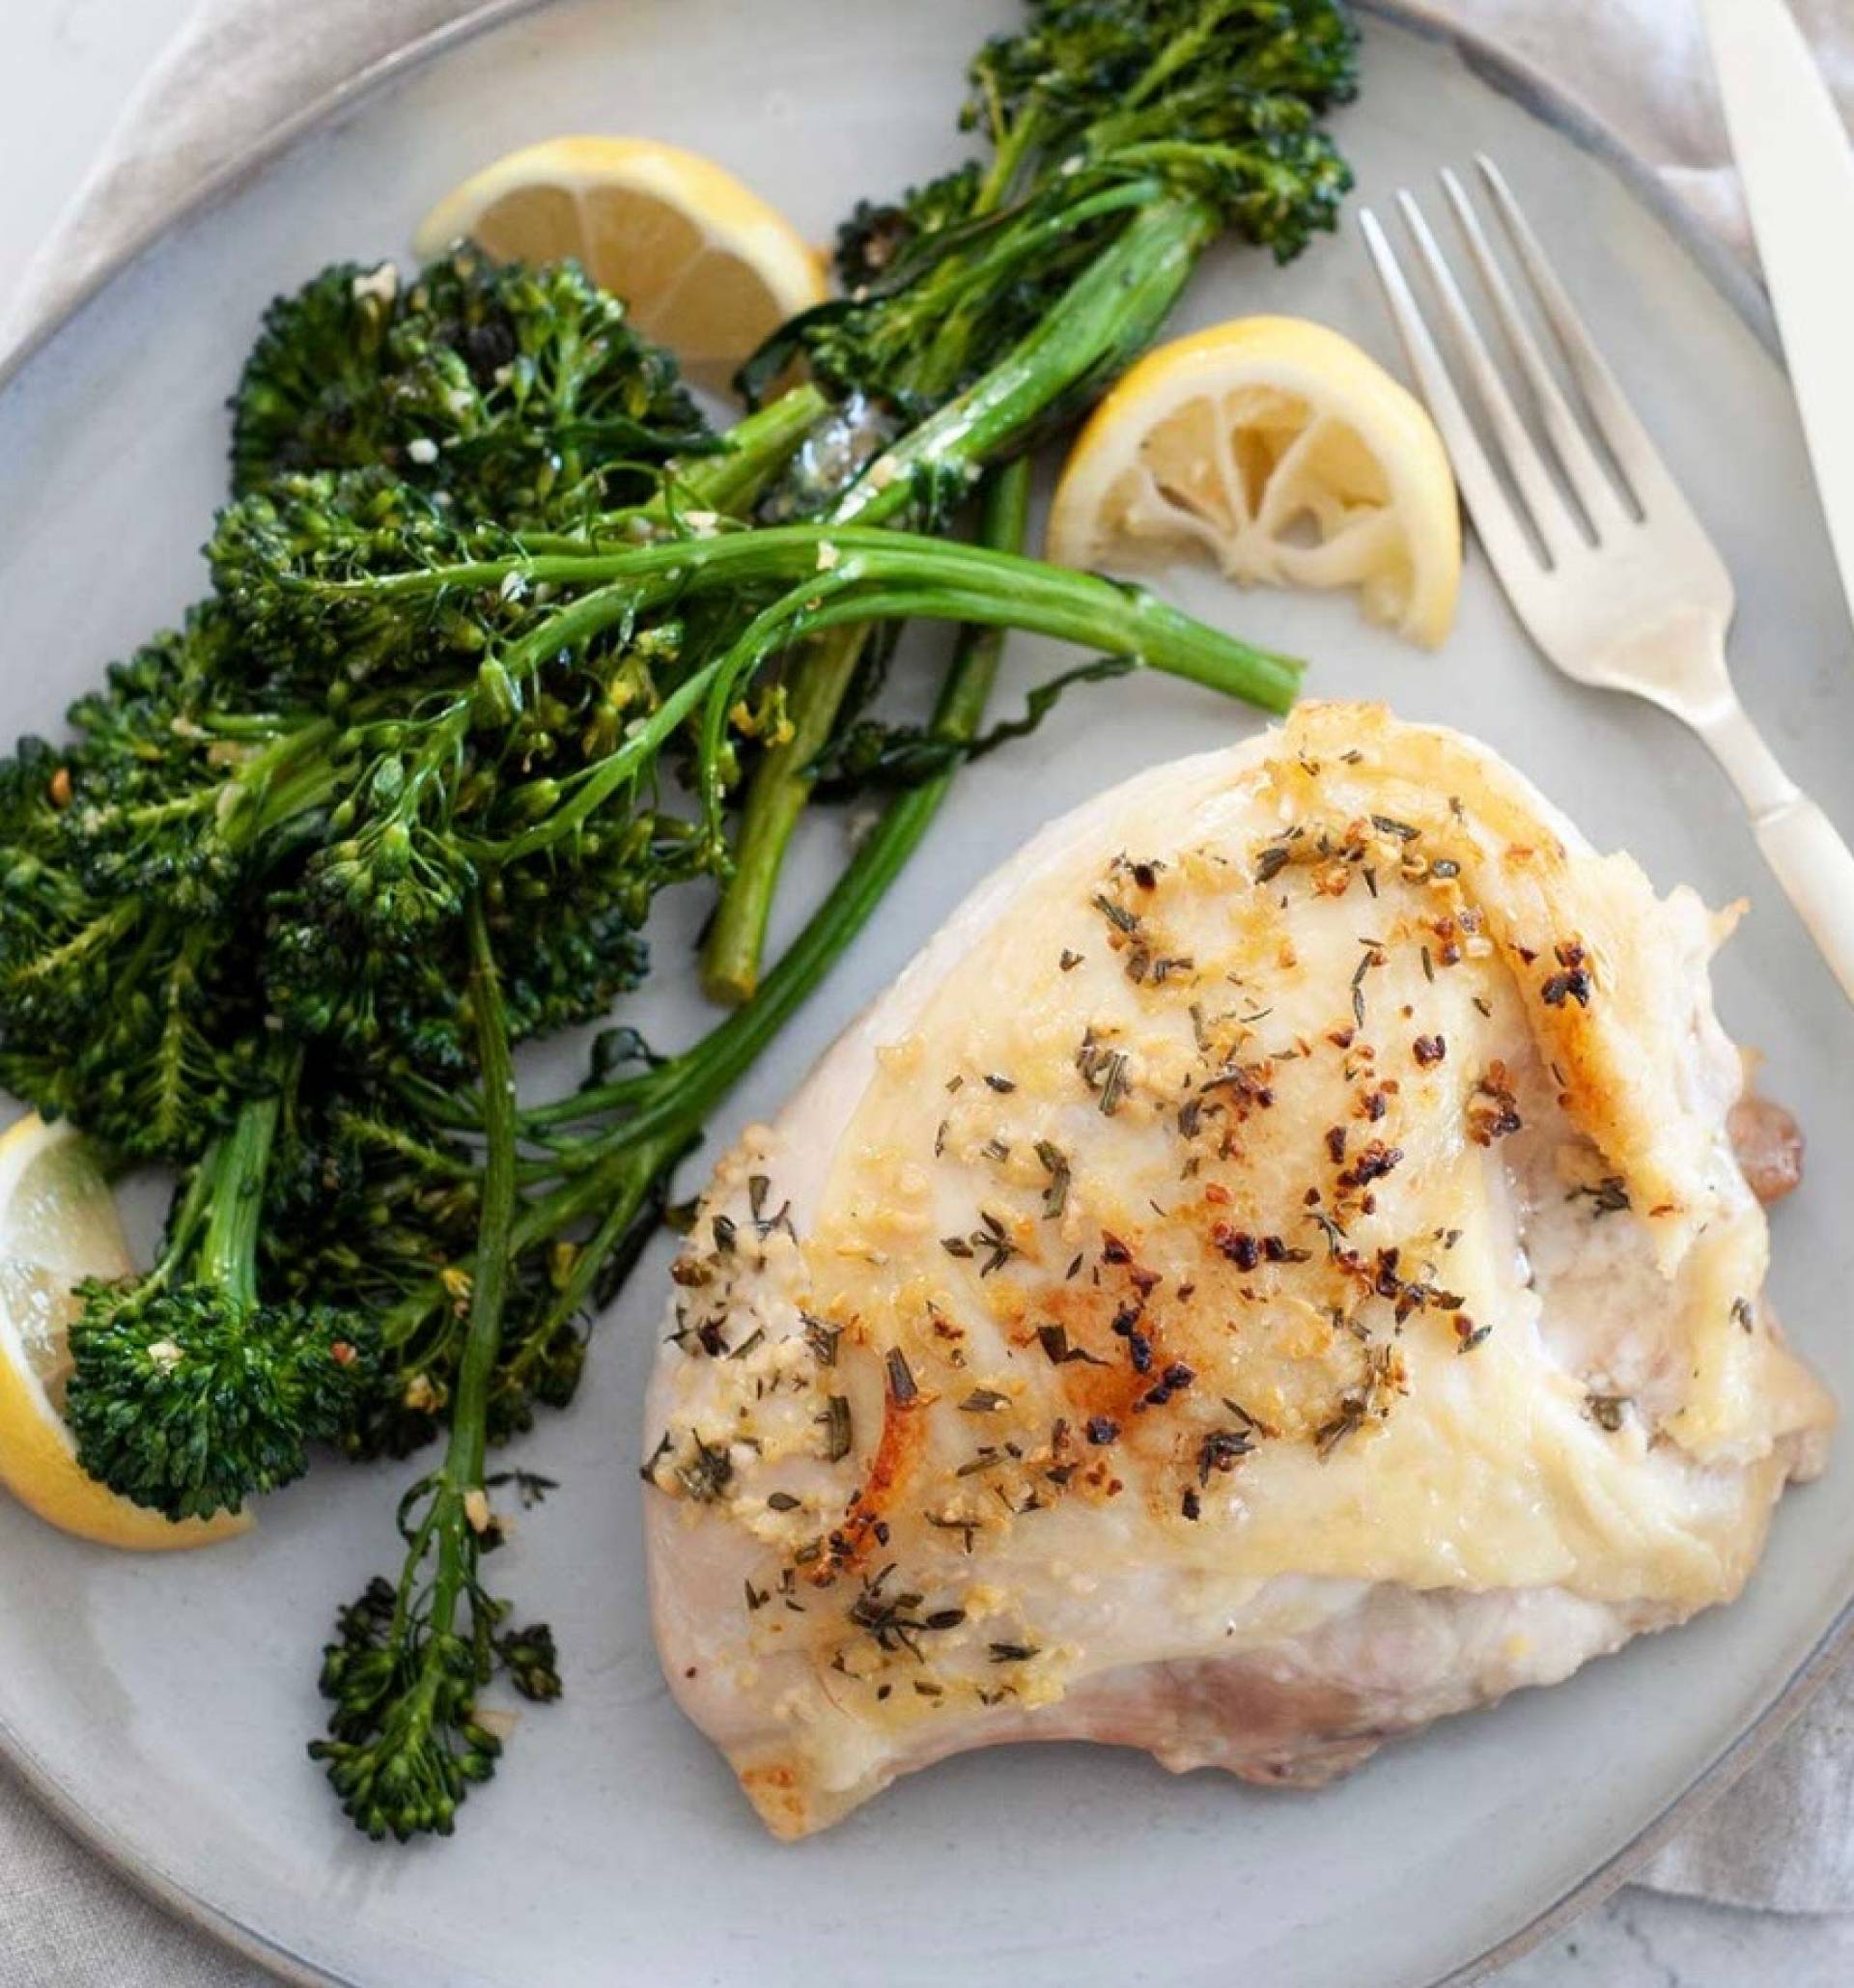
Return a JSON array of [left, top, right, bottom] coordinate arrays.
[[642, 703, 1832, 1837]]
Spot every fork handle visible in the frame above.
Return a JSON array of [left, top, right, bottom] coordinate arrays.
[[1752, 794, 1854, 1007]]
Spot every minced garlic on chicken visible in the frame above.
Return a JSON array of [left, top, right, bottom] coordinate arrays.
[[642, 702, 1832, 1839]]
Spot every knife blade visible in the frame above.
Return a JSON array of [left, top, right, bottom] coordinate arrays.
[[1700, 0, 1854, 626]]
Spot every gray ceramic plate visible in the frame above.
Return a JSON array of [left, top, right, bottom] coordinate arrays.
[[0, 5, 1849, 1985]]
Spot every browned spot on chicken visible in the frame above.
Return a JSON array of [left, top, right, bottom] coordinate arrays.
[[738, 1762, 810, 1838], [816, 1375, 929, 1583], [643, 704, 1835, 1840], [1729, 1094, 1803, 1205]]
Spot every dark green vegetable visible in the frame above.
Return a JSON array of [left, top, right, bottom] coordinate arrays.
[[0, 0, 1359, 1846], [232, 249, 714, 520], [0, 286, 1292, 1838], [703, 0, 1359, 997], [64, 1068, 377, 1521], [0, 607, 324, 1159], [310, 899, 560, 1842]]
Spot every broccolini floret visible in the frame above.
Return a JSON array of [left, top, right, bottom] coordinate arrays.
[[232, 250, 715, 521], [0, 607, 324, 1158], [64, 1073, 377, 1521], [785, 0, 1358, 416]]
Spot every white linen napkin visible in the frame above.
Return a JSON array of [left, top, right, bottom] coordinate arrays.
[[2, 2, 1852, 1972]]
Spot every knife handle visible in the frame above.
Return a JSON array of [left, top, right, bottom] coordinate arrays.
[[1753, 793, 1854, 1008]]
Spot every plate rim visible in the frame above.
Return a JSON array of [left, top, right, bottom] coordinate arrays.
[[0, 6, 1840, 1986]]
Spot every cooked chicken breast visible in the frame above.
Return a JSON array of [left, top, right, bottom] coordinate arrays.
[[641, 702, 1833, 1838]]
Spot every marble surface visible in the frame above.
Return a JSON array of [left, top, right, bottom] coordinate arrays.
[[1, 3, 1850, 1984]]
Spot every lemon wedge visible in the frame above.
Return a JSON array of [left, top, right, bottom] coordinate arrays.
[[1047, 316, 1461, 648], [0, 1114, 250, 1550], [414, 136, 828, 384]]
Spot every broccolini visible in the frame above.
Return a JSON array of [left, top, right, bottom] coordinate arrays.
[[0, 0, 1361, 1846], [704, 0, 1359, 998], [65, 1068, 377, 1521]]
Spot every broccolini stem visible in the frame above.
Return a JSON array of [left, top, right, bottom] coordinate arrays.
[[667, 383, 829, 518], [663, 464, 1035, 1092], [1123, 0, 1237, 106], [133, 1050, 295, 1302], [694, 622, 866, 1002], [368, 905, 519, 1519], [701, 192, 1222, 1000], [527, 460, 1033, 1139], [527, 1166, 670, 1349], [851, 189, 1215, 510], [310, 899, 528, 1840], [377, 915, 514, 1708], [135, 1145, 220, 1298], [447, 895, 519, 1490], [915, 459, 1028, 744], [513, 383, 829, 553], [193, 1086, 284, 1310], [908, 180, 1162, 404], [299, 520, 1035, 604], [245, 722, 346, 840], [88, 716, 340, 854], [465, 530, 1297, 865], [975, 94, 1045, 210]]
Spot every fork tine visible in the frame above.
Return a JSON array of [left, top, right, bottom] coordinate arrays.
[[1474, 154, 1681, 517], [1437, 168, 1635, 537], [1394, 191, 1575, 566], [1358, 207, 1544, 582]]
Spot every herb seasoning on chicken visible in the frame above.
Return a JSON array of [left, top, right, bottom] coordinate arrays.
[[642, 704, 1831, 1837]]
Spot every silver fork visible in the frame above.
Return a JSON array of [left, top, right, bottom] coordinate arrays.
[[1362, 156, 1854, 1007]]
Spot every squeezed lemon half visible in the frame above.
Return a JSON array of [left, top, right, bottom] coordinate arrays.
[[0, 1114, 250, 1550], [1047, 315, 1461, 648], [414, 136, 828, 385]]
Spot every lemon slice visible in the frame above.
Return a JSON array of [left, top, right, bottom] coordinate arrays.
[[414, 136, 828, 383], [1047, 316, 1461, 648], [0, 1114, 250, 1550]]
